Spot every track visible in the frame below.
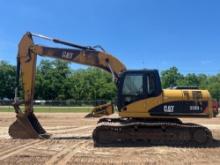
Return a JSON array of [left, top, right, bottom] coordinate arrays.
[[93, 118, 213, 146]]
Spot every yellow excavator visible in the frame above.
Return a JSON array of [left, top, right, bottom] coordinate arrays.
[[9, 32, 214, 146]]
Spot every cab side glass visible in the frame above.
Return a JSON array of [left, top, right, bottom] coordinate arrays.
[[147, 73, 156, 96], [122, 74, 143, 96], [122, 74, 144, 104]]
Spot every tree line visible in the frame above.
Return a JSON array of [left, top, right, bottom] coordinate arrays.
[[0, 60, 219, 101]]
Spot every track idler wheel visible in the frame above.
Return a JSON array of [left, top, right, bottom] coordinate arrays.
[[9, 112, 50, 139], [192, 128, 212, 145]]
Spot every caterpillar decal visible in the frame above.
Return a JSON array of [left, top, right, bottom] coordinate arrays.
[[149, 101, 209, 116]]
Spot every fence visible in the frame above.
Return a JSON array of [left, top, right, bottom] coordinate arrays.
[[0, 99, 109, 112], [0, 99, 108, 106]]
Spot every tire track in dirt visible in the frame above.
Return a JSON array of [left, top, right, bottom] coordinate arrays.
[[57, 126, 93, 137], [0, 140, 47, 161], [57, 141, 90, 165], [45, 140, 89, 165]]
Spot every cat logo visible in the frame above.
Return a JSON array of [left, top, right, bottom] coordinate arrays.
[[164, 105, 174, 112], [62, 51, 73, 59]]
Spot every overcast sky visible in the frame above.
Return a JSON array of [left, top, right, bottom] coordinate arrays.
[[0, 0, 220, 75]]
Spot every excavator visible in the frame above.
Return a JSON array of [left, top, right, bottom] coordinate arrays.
[[9, 32, 214, 146]]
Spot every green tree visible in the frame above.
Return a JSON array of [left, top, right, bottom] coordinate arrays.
[[161, 66, 184, 88], [197, 74, 208, 89], [0, 60, 219, 101], [67, 67, 116, 101], [177, 73, 200, 87], [207, 74, 220, 100], [0, 61, 16, 99], [35, 59, 71, 100]]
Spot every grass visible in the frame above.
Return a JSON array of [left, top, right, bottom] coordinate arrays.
[[0, 106, 92, 113]]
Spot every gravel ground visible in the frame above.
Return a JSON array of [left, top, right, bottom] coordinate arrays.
[[0, 112, 220, 165]]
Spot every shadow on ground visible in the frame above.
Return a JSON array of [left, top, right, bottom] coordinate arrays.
[[52, 135, 92, 140], [51, 135, 220, 148], [93, 139, 220, 148]]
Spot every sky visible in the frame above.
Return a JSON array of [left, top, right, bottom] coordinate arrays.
[[0, 0, 220, 75]]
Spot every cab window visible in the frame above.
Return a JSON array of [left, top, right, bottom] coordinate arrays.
[[147, 74, 156, 96], [122, 74, 144, 96]]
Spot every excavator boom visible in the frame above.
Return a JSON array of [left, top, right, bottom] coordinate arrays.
[[9, 32, 126, 139]]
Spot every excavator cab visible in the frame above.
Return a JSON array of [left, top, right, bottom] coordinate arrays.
[[117, 70, 162, 111]]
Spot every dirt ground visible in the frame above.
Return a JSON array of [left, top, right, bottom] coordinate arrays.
[[0, 112, 220, 165]]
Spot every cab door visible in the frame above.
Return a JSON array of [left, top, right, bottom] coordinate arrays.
[[117, 71, 146, 111]]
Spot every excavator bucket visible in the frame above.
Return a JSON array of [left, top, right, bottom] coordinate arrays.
[[9, 103, 50, 139], [85, 103, 114, 118]]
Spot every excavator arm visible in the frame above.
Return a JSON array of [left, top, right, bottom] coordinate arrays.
[[9, 32, 126, 139]]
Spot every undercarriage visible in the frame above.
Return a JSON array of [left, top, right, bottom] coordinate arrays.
[[93, 118, 213, 147]]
